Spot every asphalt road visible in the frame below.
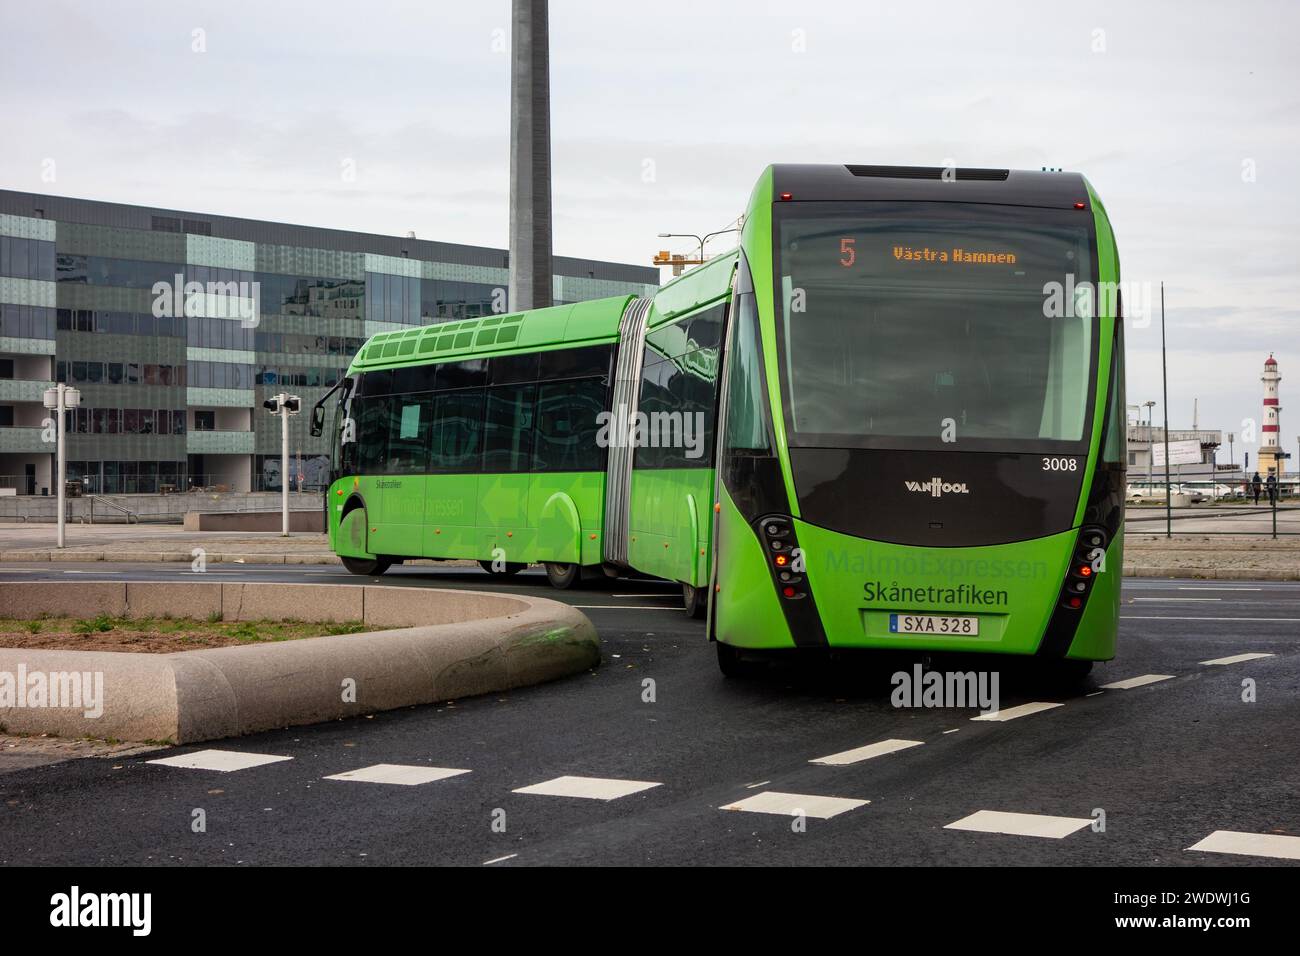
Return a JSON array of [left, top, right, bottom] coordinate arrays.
[[1, 561, 1297, 866]]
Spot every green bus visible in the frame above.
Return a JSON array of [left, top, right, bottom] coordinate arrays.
[[314, 163, 1125, 678]]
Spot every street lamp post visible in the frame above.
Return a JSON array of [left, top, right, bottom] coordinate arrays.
[[1143, 400, 1156, 494], [263, 393, 301, 536], [43, 383, 81, 549], [656, 227, 741, 268]]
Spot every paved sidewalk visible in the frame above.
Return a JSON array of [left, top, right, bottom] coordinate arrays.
[[0, 524, 1297, 578]]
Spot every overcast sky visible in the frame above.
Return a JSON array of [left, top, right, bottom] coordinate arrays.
[[1, 0, 1296, 455]]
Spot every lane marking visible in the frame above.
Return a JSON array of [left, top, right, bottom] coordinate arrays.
[[483, 854, 518, 865], [612, 593, 678, 598], [62, 570, 122, 575], [323, 764, 471, 786], [1132, 597, 1220, 602], [942, 728, 960, 734], [1187, 830, 1300, 861], [571, 605, 677, 611], [147, 749, 292, 772], [720, 791, 868, 820], [1177, 587, 1263, 592], [1122, 615, 1300, 623], [971, 701, 1063, 722], [1100, 674, 1175, 690], [945, 809, 1092, 840], [1086, 691, 1104, 697], [1201, 652, 1276, 666], [745, 780, 771, 789], [810, 738, 923, 766], [512, 775, 662, 801]]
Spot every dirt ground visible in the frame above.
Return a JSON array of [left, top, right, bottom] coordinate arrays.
[[0, 616, 365, 654]]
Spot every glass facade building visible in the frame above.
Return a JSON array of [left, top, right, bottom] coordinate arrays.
[[0, 190, 658, 494]]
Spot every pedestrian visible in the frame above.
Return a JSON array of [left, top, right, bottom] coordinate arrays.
[[1251, 471, 1263, 505], [1266, 472, 1277, 506]]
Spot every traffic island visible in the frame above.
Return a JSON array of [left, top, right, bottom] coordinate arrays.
[[0, 582, 598, 744]]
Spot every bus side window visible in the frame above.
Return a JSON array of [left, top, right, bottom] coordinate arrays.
[[357, 396, 390, 473], [386, 394, 432, 473], [429, 388, 484, 472]]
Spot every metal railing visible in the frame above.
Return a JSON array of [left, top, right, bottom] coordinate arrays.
[[86, 495, 139, 524]]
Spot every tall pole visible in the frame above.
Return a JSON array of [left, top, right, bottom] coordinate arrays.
[[280, 392, 290, 537], [1160, 282, 1171, 537], [507, 0, 553, 312], [56, 384, 66, 549]]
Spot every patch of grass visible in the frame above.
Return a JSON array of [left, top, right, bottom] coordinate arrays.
[[206, 611, 223, 624], [324, 621, 367, 636], [23, 620, 42, 635], [72, 615, 115, 634]]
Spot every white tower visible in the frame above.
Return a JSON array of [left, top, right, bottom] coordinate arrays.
[[1259, 353, 1284, 477]]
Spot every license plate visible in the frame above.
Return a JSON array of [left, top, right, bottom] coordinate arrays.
[[889, 613, 979, 636]]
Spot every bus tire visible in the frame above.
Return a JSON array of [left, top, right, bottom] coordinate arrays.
[[716, 641, 747, 678], [544, 562, 581, 589], [479, 560, 526, 577], [340, 556, 392, 576], [682, 582, 707, 619]]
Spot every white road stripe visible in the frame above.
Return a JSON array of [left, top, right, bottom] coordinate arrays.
[[512, 775, 662, 801], [1100, 674, 1175, 690], [62, 570, 122, 575], [1200, 652, 1276, 666], [1123, 615, 1300, 623], [720, 791, 868, 819], [323, 764, 470, 786], [1132, 597, 1220, 602], [1177, 587, 1263, 591], [571, 605, 677, 610], [147, 749, 292, 772], [945, 809, 1092, 839], [611, 593, 678, 598], [971, 701, 1063, 722], [1187, 830, 1300, 861], [483, 854, 518, 865], [810, 738, 923, 766]]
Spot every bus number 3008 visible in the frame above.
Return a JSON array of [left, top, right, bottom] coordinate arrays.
[[1042, 457, 1078, 472]]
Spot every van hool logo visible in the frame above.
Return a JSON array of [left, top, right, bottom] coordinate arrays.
[[904, 477, 970, 497]]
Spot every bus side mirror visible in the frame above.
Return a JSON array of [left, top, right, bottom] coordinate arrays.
[[309, 403, 325, 437]]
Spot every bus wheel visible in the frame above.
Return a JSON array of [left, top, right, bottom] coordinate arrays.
[[682, 582, 707, 619], [340, 556, 392, 576], [544, 562, 581, 589], [479, 560, 526, 577], [716, 641, 748, 678]]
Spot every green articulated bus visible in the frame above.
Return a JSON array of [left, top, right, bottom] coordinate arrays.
[[314, 163, 1125, 678]]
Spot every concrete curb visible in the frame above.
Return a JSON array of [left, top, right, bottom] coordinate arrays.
[[0, 550, 341, 564], [0, 582, 598, 743], [1122, 565, 1300, 581]]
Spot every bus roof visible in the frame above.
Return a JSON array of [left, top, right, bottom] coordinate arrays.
[[347, 294, 634, 374], [768, 164, 1092, 210]]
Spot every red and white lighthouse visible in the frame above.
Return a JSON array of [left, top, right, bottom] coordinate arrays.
[[1259, 353, 1284, 477]]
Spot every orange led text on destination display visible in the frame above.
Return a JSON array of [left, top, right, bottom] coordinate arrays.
[[891, 245, 1018, 265]]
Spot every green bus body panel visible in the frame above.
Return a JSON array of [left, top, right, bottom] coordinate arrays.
[[628, 468, 714, 587], [716, 486, 1117, 659], [647, 252, 737, 327], [328, 471, 604, 566]]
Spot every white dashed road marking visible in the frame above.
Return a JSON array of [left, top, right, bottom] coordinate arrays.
[[810, 738, 923, 766], [720, 791, 868, 819], [512, 775, 662, 801], [483, 854, 518, 865], [971, 702, 1063, 722], [1201, 653, 1276, 666], [1100, 674, 1175, 690], [945, 810, 1092, 839], [324, 764, 470, 786], [1187, 830, 1300, 861], [147, 749, 292, 772]]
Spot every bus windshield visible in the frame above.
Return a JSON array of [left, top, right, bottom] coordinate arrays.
[[775, 201, 1097, 451]]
